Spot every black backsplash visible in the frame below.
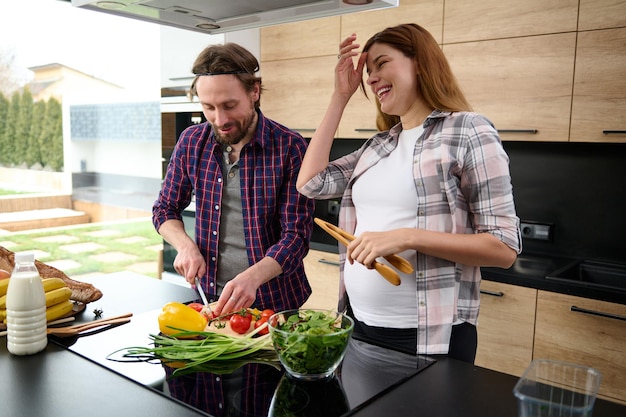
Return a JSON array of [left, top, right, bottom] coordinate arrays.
[[503, 141, 626, 264], [310, 139, 626, 264]]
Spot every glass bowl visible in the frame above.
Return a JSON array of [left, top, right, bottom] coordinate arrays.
[[268, 309, 354, 381]]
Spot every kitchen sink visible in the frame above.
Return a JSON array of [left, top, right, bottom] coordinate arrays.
[[546, 260, 626, 293], [511, 255, 565, 277]]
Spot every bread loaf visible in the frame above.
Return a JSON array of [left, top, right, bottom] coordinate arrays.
[[0, 246, 103, 304]]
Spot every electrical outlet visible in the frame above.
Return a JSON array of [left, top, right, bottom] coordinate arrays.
[[520, 222, 553, 241], [327, 200, 340, 216]]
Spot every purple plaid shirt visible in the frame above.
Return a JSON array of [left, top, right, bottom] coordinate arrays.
[[153, 110, 314, 312], [299, 110, 522, 354]]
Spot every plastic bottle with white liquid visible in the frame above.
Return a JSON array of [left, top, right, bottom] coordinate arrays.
[[6, 252, 48, 355]]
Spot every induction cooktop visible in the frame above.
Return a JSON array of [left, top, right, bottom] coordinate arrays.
[[60, 309, 435, 417]]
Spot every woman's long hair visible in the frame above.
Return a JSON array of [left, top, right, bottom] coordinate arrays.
[[361, 23, 472, 131]]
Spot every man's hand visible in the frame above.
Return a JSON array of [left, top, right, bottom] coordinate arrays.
[[173, 244, 206, 285], [212, 256, 282, 315]]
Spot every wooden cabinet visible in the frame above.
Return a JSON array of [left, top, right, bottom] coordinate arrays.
[[259, 0, 624, 142], [570, 27, 626, 143], [260, 17, 339, 136], [475, 281, 536, 377], [340, 0, 443, 44], [260, 0, 445, 139], [578, 0, 626, 31], [261, 55, 336, 136], [444, 33, 576, 142], [534, 291, 626, 404], [443, 0, 578, 43], [261, 16, 339, 61], [301, 250, 340, 311]]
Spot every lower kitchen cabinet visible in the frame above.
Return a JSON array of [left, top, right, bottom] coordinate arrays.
[[534, 291, 626, 404], [301, 249, 340, 311], [475, 281, 537, 376]]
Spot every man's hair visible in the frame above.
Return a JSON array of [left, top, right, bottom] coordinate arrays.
[[189, 43, 262, 108]]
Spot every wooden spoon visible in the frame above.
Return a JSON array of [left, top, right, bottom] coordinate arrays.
[[314, 218, 402, 286]]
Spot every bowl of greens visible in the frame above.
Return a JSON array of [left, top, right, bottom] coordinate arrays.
[[268, 309, 354, 381]]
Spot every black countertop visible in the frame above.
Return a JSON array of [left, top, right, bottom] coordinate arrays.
[[346, 356, 626, 417], [481, 253, 626, 305], [2, 272, 625, 417]]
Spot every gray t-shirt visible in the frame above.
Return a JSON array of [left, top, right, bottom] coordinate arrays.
[[216, 154, 249, 293]]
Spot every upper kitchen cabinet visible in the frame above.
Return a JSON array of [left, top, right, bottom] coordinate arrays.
[[444, 33, 576, 142], [340, 0, 443, 44], [260, 17, 338, 136], [578, 0, 626, 31], [337, 0, 444, 138], [570, 27, 626, 143], [261, 55, 337, 136], [443, 0, 578, 43], [261, 16, 340, 61]]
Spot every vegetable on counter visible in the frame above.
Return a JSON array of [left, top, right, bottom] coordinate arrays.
[[109, 325, 278, 375], [158, 302, 208, 337]]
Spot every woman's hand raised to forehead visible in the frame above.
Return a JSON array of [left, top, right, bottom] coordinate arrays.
[[335, 33, 367, 100]]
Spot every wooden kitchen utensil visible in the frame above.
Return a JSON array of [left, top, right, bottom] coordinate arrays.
[[47, 312, 133, 337], [314, 218, 414, 286]]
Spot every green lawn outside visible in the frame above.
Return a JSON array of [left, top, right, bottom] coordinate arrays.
[[2, 220, 163, 279], [0, 189, 32, 196]]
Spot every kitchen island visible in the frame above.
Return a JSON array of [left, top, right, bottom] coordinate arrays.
[[1, 271, 624, 417]]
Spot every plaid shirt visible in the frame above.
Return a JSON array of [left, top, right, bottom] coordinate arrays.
[[153, 110, 315, 312], [299, 110, 521, 354]]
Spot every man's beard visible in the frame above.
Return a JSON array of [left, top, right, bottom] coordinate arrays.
[[214, 109, 256, 147]]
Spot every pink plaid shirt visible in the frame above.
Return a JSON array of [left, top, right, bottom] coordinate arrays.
[[299, 110, 522, 354]]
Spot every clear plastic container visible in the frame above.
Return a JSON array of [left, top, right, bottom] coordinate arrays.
[[6, 252, 48, 355], [513, 359, 602, 417]]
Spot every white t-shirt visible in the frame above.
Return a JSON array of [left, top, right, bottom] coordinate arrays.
[[344, 125, 424, 328]]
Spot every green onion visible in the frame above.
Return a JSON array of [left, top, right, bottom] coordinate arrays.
[[108, 324, 278, 376]]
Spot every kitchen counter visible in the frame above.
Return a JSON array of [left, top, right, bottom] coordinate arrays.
[[1, 271, 625, 417], [481, 253, 626, 305]]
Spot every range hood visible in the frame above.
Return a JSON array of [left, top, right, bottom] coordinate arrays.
[[71, 0, 399, 34]]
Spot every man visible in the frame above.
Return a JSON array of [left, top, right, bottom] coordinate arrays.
[[153, 42, 314, 316]]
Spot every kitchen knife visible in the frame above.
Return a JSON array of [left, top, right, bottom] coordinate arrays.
[[194, 276, 213, 315]]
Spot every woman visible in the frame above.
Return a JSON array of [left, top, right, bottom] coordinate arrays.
[[297, 23, 521, 363]]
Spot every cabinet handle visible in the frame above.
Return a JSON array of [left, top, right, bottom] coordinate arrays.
[[480, 290, 504, 297], [354, 128, 379, 132], [571, 305, 626, 322], [497, 129, 538, 134], [318, 259, 340, 267], [602, 130, 626, 135], [294, 128, 316, 132]]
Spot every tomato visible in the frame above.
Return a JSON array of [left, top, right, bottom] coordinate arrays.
[[188, 303, 204, 312], [260, 309, 274, 320], [0, 269, 10, 279], [230, 313, 252, 334], [254, 317, 269, 336]]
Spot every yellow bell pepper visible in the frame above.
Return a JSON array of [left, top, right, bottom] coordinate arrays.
[[158, 302, 208, 337]]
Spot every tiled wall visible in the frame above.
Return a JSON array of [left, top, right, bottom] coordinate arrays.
[[69, 102, 161, 141]]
